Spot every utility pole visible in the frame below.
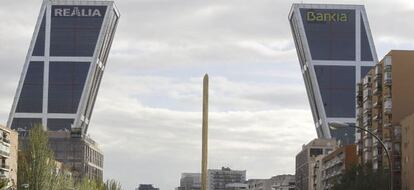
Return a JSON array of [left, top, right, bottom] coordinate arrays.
[[201, 74, 209, 190]]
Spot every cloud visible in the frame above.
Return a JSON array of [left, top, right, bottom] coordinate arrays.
[[88, 98, 315, 189], [1, 0, 414, 189]]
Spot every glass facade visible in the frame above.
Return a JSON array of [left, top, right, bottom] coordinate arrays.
[[98, 10, 119, 63], [290, 4, 377, 143], [83, 67, 102, 123], [16, 62, 44, 113], [329, 123, 356, 145], [50, 6, 106, 57], [361, 16, 373, 61], [32, 12, 46, 56], [47, 119, 74, 131], [315, 66, 356, 118], [11, 118, 42, 130], [82, 11, 119, 125], [301, 9, 356, 61], [48, 62, 90, 113]]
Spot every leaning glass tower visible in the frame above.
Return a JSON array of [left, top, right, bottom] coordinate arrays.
[[289, 4, 377, 144], [7, 0, 120, 137]]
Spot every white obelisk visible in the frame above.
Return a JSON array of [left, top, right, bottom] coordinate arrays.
[[201, 74, 209, 190]]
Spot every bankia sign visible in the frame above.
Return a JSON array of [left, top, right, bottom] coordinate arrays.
[[301, 9, 354, 23], [306, 11, 348, 22]]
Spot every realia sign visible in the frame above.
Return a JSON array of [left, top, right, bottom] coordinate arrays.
[[53, 6, 104, 17]]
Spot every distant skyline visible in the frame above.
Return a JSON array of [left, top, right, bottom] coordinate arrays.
[[1, 0, 414, 189]]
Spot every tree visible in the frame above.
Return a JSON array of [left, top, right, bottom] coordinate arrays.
[[332, 163, 390, 190], [17, 124, 74, 190], [0, 179, 9, 190], [76, 178, 123, 190], [105, 179, 122, 190], [76, 177, 105, 190], [50, 168, 75, 190]]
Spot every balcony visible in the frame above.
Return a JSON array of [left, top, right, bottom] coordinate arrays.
[[373, 149, 378, 157], [356, 90, 363, 98], [363, 119, 372, 127], [373, 72, 382, 81], [383, 136, 392, 142], [384, 98, 392, 114], [373, 81, 382, 95], [0, 173, 8, 178], [363, 110, 372, 117], [364, 104, 372, 112], [384, 72, 392, 86], [384, 122, 392, 128], [0, 165, 10, 171], [0, 150, 9, 158], [384, 90, 392, 99], [393, 148, 401, 156], [363, 76, 371, 86], [357, 108, 363, 116], [364, 152, 372, 160], [364, 140, 373, 148], [2, 138, 10, 145], [357, 83, 363, 90], [394, 126, 402, 140], [384, 55, 392, 67], [373, 114, 380, 121], [373, 99, 382, 108], [363, 89, 372, 101], [394, 164, 401, 171], [375, 65, 382, 74]]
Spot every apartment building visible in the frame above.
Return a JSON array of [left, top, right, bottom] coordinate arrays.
[[208, 167, 246, 190], [248, 175, 295, 190], [225, 183, 248, 190], [321, 145, 357, 190], [247, 179, 268, 190], [312, 155, 324, 190], [356, 50, 414, 189], [295, 138, 337, 190], [0, 125, 18, 187], [136, 184, 159, 190], [178, 173, 201, 190], [270, 175, 295, 190], [48, 131, 104, 182]]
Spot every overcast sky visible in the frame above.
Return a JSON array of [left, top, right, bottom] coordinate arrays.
[[1, 0, 414, 189]]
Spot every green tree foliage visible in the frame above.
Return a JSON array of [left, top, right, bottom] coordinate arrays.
[[76, 177, 100, 190], [50, 168, 75, 190], [0, 179, 9, 189], [105, 179, 122, 190], [332, 163, 390, 190], [17, 124, 74, 190], [76, 178, 123, 190]]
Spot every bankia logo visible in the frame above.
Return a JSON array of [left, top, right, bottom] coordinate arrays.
[[54, 6, 103, 17], [306, 11, 348, 22]]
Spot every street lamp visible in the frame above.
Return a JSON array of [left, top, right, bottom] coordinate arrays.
[[329, 122, 393, 190]]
